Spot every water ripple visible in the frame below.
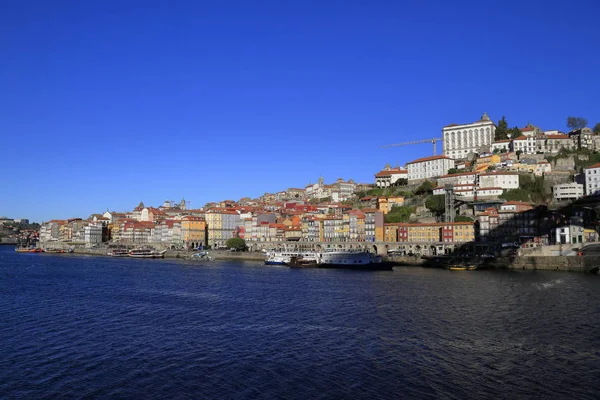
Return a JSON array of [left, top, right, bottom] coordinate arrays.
[[1, 248, 599, 399]]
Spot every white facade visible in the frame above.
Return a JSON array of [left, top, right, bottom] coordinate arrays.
[[553, 183, 584, 201], [375, 167, 408, 187], [512, 136, 537, 154], [478, 172, 519, 190], [442, 112, 496, 159], [84, 225, 103, 247], [437, 172, 478, 187], [491, 140, 512, 153], [585, 163, 600, 196], [406, 155, 455, 182]]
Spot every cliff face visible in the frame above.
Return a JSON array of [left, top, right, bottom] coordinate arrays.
[[553, 156, 575, 171]]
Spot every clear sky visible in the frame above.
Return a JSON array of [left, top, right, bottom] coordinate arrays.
[[1, 0, 599, 223]]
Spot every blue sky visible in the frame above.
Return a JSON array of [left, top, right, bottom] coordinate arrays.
[[1, 0, 599, 223]]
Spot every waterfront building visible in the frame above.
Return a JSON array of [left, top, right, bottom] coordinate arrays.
[[301, 216, 322, 242], [181, 216, 206, 249], [406, 155, 455, 182], [84, 224, 103, 248], [363, 209, 384, 242], [551, 217, 584, 245], [375, 166, 408, 188], [120, 221, 155, 245], [39, 220, 64, 242], [156, 219, 182, 247], [584, 163, 600, 196], [553, 183, 584, 202], [477, 208, 500, 242], [384, 222, 475, 243], [284, 226, 302, 241], [323, 215, 344, 242], [205, 208, 241, 248], [347, 210, 366, 242], [443, 112, 496, 159], [497, 203, 539, 241]]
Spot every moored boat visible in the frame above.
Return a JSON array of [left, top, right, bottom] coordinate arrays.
[[316, 250, 392, 270], [128, 249, 166, 259], [264, 250, 318, 266], [108, 249, 129, 257]]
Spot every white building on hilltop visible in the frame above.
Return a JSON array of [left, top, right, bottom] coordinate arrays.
[[443, 113, 497, 159], [406, 155, 455, 182]]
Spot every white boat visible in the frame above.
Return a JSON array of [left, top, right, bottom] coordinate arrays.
[[108, 249, 129, 257], [316, 250, 392, 270], [264, 250, 318, 265], [190, 251, 213, 261], [128, 249, 166, 259]]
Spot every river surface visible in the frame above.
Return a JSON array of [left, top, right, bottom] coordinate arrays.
[[1, 246, 599, 399]]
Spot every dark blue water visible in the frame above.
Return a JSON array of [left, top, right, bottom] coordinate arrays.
[[1, 246, 599, 399]]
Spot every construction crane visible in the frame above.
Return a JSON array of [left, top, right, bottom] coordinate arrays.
[[380, 137, 444, 156]]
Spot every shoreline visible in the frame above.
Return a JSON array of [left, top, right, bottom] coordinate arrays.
[[25, 248, 600, 273]]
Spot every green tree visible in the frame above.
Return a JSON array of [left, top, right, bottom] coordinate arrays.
[[447, 168, 459, 175], [392, 178, 408, 186], [415, 180, 434, 195], [499, 188, 530, 202], [516, 150, 523, 159], [567, 116, 588, 131], [495, 116, 509, 140], [226, 237, 247, 251], [593, 122, 600, 134], [425, 195, 445, 216], [385, 206, 415, 223], [454, 215, 473, 222], [508, 126, 522, 139]]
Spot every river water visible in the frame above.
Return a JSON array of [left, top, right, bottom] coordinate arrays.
[[1, 246, 599, 399]]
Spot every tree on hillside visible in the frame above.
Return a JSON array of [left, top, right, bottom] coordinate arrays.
[[495, 116, 509, 140], [454, 215, 473, 222], [226, 237, 247, 251], [508, 126, 522, 139], [593, 122, 600, 134], [425, 195, 445, 217], [385, 206, 416, 223], [567, 116, 588, 131], [500, 188, 529, 202], [447, 168, 459, 175], [415, 180, 434, 195]]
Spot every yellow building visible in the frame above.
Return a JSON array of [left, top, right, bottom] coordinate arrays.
[[377, 196, 405, 214], [407, 223, 441, 243], [451, 222, 475, 242], [181, 216, 207, 249]]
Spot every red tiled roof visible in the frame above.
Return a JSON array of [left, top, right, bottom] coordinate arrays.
[[586, 163, 600, 169], [406, 155, 452, 164], [546, 134, 570, 139]]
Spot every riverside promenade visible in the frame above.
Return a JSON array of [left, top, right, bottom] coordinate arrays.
[[62, 247, 600, 273]]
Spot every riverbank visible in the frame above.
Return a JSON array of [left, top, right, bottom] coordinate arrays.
[[39, 248, 600, 273]]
